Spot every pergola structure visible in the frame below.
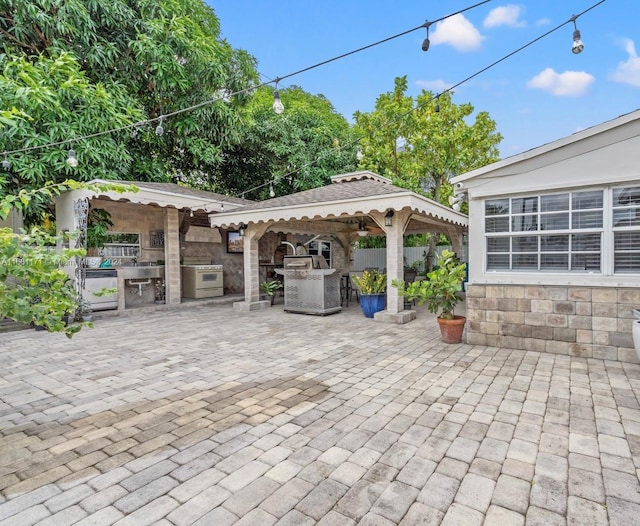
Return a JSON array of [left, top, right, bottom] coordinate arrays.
[[209, 171, 468, 324]]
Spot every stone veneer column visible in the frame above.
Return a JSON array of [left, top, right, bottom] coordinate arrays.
[[234, 224, 270, 311], [164, 208, 181, 305]]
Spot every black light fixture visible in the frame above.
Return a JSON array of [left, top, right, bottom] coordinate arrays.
[[238, 223, 247, 237], [571, 15, 584, 54], [384, 209, 394, 227], [356, 219, 368, 237], [421, 21, 431, 52]]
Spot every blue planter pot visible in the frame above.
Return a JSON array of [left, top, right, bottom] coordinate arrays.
[[359, 293, 386, 318]]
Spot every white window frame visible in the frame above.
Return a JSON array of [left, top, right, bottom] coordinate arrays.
[[483, 185, 640, 279]]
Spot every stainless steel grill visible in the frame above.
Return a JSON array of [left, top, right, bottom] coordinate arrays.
[[276, 255, 341, 315]]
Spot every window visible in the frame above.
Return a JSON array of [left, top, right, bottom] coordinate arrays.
[[485, 190, 603, 272], [613, 186, 640, 273]]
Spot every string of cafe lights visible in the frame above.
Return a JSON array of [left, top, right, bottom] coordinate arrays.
[[0, 0, 491, 168], [222, 0, 607, 202], [2, 0, 607, 204]]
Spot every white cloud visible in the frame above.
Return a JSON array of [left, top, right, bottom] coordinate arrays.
[[430, 14, 484, 52], [535, 18, 551, 27], [415, 79, 453, 92], [527, 68, 594, 96], [483, 5, 526, 28], [611, 38, 640, 87]]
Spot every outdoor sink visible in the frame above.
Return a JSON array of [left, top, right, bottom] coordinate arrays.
[[118, 265, 165, 279]]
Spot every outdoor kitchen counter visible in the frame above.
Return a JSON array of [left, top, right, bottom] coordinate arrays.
[[116, 265, 165, 310]]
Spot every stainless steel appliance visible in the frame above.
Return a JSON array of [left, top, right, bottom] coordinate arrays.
[[276, 255, 341, 315], [181, 257, 223, 298], [81, 268, 118, 311]]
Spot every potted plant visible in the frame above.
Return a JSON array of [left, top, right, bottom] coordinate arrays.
[[393, 249, 467, 343], [85, 208, 113, 267], [260, 279, 283, 305], [351, 270, 386, 318]]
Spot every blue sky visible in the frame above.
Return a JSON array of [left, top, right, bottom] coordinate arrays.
[[209, 0, 639, 158]]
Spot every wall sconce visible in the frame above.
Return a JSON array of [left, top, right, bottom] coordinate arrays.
[[238, 223, 247, 237], [384, 210, 394, 227]]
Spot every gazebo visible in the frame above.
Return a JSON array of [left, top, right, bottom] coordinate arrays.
[[208, 171, 468, 323]]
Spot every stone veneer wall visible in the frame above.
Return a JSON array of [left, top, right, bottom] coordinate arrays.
[[466, 284, 640, 363]]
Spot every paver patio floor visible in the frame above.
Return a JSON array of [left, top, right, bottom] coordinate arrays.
[[1, 301, 640, 525]]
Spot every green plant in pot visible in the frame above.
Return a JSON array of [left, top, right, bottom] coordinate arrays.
[[260, 279, 282, 305], [351, 270, 386, 318], [85, 208, 113, 267], [392, 249, 467, 343]]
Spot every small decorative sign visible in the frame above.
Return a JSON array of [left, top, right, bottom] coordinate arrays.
[[150, 230, 165, 248]]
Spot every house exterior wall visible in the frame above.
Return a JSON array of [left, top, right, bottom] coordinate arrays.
[[466, 284, 639, 363]]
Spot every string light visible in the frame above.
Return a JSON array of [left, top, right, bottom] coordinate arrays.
[[356, 146, 364, 161], [1, 0, 605, 183], [155, 117, 165, 136], [421, 21, 431, 52], [571, 15, 584, 54], [269, 182, 275, 198], [2, 152, 9, 170], [273, 79, 284, 114], [66, 148, 78, 168]]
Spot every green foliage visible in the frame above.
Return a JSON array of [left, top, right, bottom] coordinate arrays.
[[86, 208, 113, 251], [204, 85, 360, 197], [354, 76, 502, 204], [0, 0, 259, 211], [392, 250, 466, 319], [0, 180, 135, 336], [260, 279, 282, 296], [352, 270, 386, 295]]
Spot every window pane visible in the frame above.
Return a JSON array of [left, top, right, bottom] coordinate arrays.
[[615, 231, 640, 251], [572, 190, 603, 209], [487, 254, 509, 270], [615, 253, 640, 273], [486, 217, 509, 233], [613, 186, 640, 206], [541, 254, 568, 270], [541, 235, 569, 252], [485, 199, 509, 215], [512, 236, 538, 252], [613, 208, 640, 227], [512, 254, 538, 270], [572, 210, 602, 229], [512, 215, 537, 232], [572, 233, 601, 251], [572, 254, 601, 271], [540, 212, 569, 230], [487, 237, 510, 252], [512, 197, 538, 214], [540, 193, 569, 212]]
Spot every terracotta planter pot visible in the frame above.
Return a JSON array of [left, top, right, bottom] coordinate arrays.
[[437, 315, 466, 344]]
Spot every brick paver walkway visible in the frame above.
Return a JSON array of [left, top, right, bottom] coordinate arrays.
[[1, 302, 639, 525]]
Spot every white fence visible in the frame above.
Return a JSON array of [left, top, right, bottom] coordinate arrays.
[[352, 246, 452, 272]]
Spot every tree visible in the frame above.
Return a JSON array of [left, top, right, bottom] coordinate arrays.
[[0, 0, 258, 213], [201, 85, 361, 198], [355, 76, 502, 268]]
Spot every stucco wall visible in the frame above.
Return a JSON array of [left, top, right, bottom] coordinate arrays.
[[466, 284, 639, 363]]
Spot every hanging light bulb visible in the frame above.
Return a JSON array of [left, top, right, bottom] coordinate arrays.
[[421, 21, 431, 52], [66, 148, 78, 168], [435, 97, 441, 113], [571, 16, 584, 54], [269, 182, 275, 198], [356, 146, 364, 161], [155, 117, 164, 136], [189, 209, 194, 217], [273, 90, 284, 114], [2, 152, 9, 171]]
